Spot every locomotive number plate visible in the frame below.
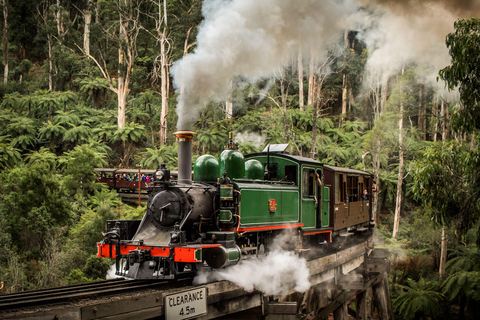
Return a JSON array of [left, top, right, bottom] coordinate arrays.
[[165, 287, 207, 320]]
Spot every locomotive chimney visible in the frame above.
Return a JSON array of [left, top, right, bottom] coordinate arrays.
[[174, 131, 195, 184]]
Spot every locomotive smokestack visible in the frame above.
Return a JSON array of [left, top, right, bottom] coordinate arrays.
[[174, 131, 195, 184]]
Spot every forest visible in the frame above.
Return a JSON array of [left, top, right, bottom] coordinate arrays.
[[0, 0, 479, 319]]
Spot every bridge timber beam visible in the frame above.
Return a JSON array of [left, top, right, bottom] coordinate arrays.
[[3, 237, 392, 320]]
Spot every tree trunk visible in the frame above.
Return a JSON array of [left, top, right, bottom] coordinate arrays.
[[48, 33, 53, 91], [311, 93, 318, 159], [440, 100, 446, 141], [439, 226, 447, 277], [307, 46, 315, 106], [84, 11, 91, 55], [56, 0, 62, 36], [225, 80, 232, 119], [381, 78, 388, 112], [2, 0, 7, 85], [439, 98, 449, 276], [117, 6, 128, 129], [433, 95, 438, 142], [159, 34, 168, 143], [341, 73, 347, 125], [158, 0, 169, 144], [392, 70, 405, 239], [298, 44, 304, 111], [418, 85, 426, 140], [280, 78, 289, 143], [348, 87, 354, 112]]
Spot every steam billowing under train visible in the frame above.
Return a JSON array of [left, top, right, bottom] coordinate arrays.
[[97, 131, 374, 279]]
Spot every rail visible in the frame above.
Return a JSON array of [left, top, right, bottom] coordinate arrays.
[[0, 234, 392, 320]]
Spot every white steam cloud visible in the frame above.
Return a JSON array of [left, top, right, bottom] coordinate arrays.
[[171, 0, 361, 130], [360, 3, 458, 94], [172, 0, 480, 129], [194, 230, 311, 296], [234, 132, 266, 146], [106, 264, 124, 280]]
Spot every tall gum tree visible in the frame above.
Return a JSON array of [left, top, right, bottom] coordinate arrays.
[[2, 0, 7, 85], [80, 0, 142, 129]]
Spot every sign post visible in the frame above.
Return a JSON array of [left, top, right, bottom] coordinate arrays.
[[165, 287, 207, 320]]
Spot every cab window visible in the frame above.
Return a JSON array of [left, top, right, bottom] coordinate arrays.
[[303, 169, 315, 198]]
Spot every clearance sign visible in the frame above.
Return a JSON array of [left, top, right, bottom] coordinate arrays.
[[165, 287, 207, 320]]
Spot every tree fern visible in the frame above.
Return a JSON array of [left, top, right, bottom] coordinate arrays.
[[393, 279, 443, 320]]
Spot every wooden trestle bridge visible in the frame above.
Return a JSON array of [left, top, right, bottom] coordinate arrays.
[[0, 236, 392, 320]]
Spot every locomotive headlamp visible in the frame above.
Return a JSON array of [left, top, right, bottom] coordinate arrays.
[[156, 170, 165, 180]]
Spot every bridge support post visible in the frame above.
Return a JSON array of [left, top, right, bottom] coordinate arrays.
[[372, 272, 393, 320], [356, 287, 373, 320], [332, 290, 348, 320]]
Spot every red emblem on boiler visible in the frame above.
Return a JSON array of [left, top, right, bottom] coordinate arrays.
[[268, 199, 277, 212]]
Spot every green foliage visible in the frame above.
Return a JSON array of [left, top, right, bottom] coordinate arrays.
[[197, 128, 228, 154], [141, 144, 178, 169], [60, 144, 108, 197], [393, 279, 444, 320], [66, 269, 91, 286], [237, 142, 262, 155], [83, 256, 113, 280], [412, 140, 480, 236], [89, 187, 122, 209], [119, 204, 146, 220], [439, 18, 480, 132], [442, 270, 480, 305], [111, 122, 147, 143], [26, 147, 57, 170], [67, 203, 116, 258], [0, 163, 71, 256], [0, 139, 22, 169]]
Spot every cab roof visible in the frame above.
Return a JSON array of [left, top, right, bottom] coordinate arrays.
[[245, 152, 322, 166]]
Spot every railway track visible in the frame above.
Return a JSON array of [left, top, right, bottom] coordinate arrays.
[[0, 277, 190, 313], [0, 232, 373, 318]]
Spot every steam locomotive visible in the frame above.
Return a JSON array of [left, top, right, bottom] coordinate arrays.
[[97, 131, 374, 280]]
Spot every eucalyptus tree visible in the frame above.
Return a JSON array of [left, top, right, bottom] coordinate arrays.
[[80, 0, 145, 129], [2, 0, 8, 85]]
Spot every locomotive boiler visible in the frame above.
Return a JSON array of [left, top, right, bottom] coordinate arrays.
[[97, 131, 374, 280]]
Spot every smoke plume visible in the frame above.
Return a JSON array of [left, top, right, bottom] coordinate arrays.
[[171, 0, 360, 130], [193, 230, 311, 296], [172, 0, 479, 129]]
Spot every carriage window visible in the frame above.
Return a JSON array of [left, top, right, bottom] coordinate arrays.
[[347, 176, 359, 202], [302, 169, 315, 198], [284, 165, 297, 185]]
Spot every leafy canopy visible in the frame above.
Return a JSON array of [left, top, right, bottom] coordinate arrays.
[[439, 18, 480, 132]]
